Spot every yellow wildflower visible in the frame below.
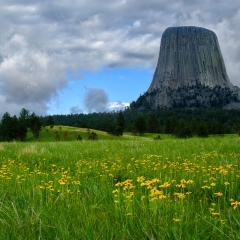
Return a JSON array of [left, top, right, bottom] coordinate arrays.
[[173, 218, 180, 222], [221, 220, 226, 225], [112, 189, 119, 194], [125, 192, 134, 199], [159, 182, 171, 188], [174, 193, 185, 199], [214, 192, 223, 197], [137, 176, 145, 182], [231, 201, 240, 209], [159, 195, 166, 200]]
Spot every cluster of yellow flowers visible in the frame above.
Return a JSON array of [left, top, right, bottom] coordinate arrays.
[[110, 151, 240, 222], [0, 150, 239, 226]]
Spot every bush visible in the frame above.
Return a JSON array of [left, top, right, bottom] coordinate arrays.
[[77, 135, 82, 141], [88, 132, 98, 140]]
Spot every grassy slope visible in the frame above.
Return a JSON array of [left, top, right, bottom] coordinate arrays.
[[28, 125, 234, 142], [27, 126, 166, 142]]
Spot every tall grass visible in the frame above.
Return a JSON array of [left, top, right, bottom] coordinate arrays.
[[0, 135, 239, 239]]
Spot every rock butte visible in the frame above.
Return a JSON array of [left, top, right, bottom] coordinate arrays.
[[136, 26, 240, 109]]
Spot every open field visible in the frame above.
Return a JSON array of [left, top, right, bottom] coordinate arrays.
[[0, 133, 240, 239]]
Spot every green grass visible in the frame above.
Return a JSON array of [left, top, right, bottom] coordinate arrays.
[[0, 132, 240, 239], [27, 126, 145, 142]]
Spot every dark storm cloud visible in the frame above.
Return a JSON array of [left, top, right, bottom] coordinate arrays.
[[0, 0, 240, 116], [84, 88, 109, 113], [70, 106, 83, 114]]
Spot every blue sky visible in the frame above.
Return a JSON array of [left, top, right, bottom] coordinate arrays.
[[0, 0, 240, 117], [48, 67, 153, 114]]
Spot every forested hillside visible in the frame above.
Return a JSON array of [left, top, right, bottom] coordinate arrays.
[[1, 107, 240, 141], [41, 107, 240, 137]]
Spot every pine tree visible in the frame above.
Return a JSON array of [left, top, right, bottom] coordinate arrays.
[[175, 118, 192, 138], [147, 114, 159, 133], [0, 112, 13, 141], [46, 115, 54, 128], [29, 113, 42, 139], [18, 108, 29, 141], [134, 115, 146, 135], [197, 122, 209, 138], [116, 111, 125, 135]]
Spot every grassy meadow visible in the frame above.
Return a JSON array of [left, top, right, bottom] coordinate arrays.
[[0, 127, 240, 239]]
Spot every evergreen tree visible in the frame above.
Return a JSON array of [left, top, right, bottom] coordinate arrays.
[[213, 121, 225, 135], [46, 115, 54, 128], [175, 118, 192, 138], [10, 115, 19, 140], [106, 120, 116, 135], [115, 111, 125, 136], [114, 125, 123, 136], [164, 117, 172, 134], [116, 111, 125, 131], [147, 114, 159, 133], [0, 112, 13, 141], [29, 113, 42, 139], [18, 108, 29, 141], [133, 115, 146, 135], [190, 118, 199, 135], [19, 108, 30, 123], [197, 122, 209, 138]]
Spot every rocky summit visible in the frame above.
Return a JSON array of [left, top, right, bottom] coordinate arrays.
[[131, 26, 240, 110]]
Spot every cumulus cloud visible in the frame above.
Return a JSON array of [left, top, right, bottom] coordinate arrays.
[[107, 101, 129, 110], [84, 88, 109, 113], [0, 0, 240, 116]]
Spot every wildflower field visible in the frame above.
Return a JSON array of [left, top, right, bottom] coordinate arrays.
[[0, 135, 240, 239]]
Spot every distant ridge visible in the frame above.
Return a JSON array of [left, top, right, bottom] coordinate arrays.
[[131, 26, 240, 110]]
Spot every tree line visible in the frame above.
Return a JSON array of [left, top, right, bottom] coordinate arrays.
[[0, 109, 42, 141], [41, 107, 240, 137], [1, 107, 240, 141]]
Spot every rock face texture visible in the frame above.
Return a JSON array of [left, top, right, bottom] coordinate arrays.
[[132, 26, 240, 110]]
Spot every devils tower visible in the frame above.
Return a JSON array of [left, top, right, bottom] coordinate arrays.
[[131, 26, 240, 110]]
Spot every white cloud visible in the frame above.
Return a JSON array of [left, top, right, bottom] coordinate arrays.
[[107, 101, 129, 110], [0, 0, 240, 116]]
